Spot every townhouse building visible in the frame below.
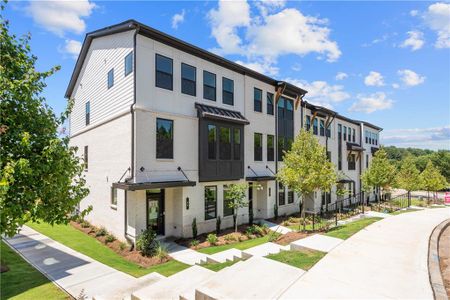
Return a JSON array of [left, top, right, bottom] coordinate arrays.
[[66, 20, 382, 243]]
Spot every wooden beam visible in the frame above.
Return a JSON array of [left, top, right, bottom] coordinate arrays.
[[311, 111, 318, 124]]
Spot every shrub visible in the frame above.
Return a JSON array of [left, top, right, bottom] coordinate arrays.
[[95, 227, 107, 237], [268, 233, 278, 242], [261, 223, 270, 234], [136, 228, 159, 257], [216, 216, 221, 235], [224, 233, 238, 242], [238, 234, 247, 242], [192, 218, 198, 239], [281, 220, 290, 226], [80, 220, 91, 228], [105, 234, 116, 243], [206, 233, 218, 245], [246, 225, 265, 237], [155, 244, 168, 261], [190, 239, 199, 247], [119, 242, 128, 251]]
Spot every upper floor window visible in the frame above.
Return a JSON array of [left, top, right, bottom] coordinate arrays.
[[343, 126, 347, 141], [267, 92, 274, 115], [306, 115, 311, 131], [124, 52, 133, 76], [254, 88, 262, 112], [156, 118, 173, 159], [320, 120, 325, 136], [233, 128, 241, 160], [204, 186, 217, 220], [348, 127, 352, 141], [107, 68, 114, 89], [326, 123, 331, 137], [352, 128, 356, 143], [313, 118, 318, 135], [338, 124, 342, 137], [366, 154, 369, 168], [155, 54, 173, 90], [267, 134, 274, 161], [181, 63, 196, 96], [208, 125, 217, 160], [203, 71, 216, 101], [219, 127, 231, 160], [222, 77, 234, 105], [84, 145, 88, 171], [85, 101, 90, 126], [254, 133, 262, 161], [348, 154, 356, 170]]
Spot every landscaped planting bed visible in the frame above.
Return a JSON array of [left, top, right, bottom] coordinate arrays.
[[266, 248, 326, 270], [1, 241, 69, 300], [28, 222, 189, 277]]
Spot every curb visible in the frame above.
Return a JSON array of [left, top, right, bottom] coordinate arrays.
[[428, 218, 450, 300]]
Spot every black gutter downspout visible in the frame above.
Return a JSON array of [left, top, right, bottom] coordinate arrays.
[[125, 25, 139, 247], [359, 123, 364, 211]]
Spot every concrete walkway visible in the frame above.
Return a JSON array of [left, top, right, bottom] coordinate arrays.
[[290, 234, 343, 253], [258, 219, 293, 234], [4, 226, 164, 300], [279, 208, 450, 299]]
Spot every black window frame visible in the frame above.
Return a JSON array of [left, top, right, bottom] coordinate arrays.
[[313, 118, 318, 135], [222, 77, 234, 105], [155, 54, 173, 90], [219, 127, 231, 160], [306, 115, 311, 131], [85, 101, 90, 126], [267, 92, 274, 115], [181, 63, 196, 96], [233, 128, 241, 160], [203, 70, 216, 101], [111, 187, 118, 206], [84, 145, 88, 171], [205, 186, 217, 220], [156, 118, 174, 159], [287, 189, 294, 204], [348, 154, 356, 170], [223, 186, 233, 217], [253, 88, 262, 112], [267, 134, 274, 162], [278, 182, 285, 206], [254, 132, 263, 161], [343, 126, 347, 141], [124, 51, 133, 76], [107, 68, 114, 89], [320, 119, 325, 136]]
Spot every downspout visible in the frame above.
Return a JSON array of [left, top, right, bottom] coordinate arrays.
[[125, 25, 139, 247], [359, 123, 363, 207]]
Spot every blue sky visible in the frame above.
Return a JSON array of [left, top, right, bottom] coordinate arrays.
[[5, 0, 450, 149]]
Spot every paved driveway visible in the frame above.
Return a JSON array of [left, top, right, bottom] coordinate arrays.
[[279, 208, 450, 299]]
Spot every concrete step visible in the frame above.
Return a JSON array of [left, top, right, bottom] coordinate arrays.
[[194, 256, 305, 300], [290, 234, 343, 253], [206, 248, 242, 263], [241, 242, 289, 259], [131, 265, 214, 300]]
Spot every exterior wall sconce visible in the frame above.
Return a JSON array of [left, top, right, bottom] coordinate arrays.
[[186, 197, 189, 210]]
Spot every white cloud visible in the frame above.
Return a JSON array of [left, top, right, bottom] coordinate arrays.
[[235, 60, 279, 76], [410, 10, 419, 17], [382, 126, 450, 150], [335, 72, 348, 80], [398, 69, 425, 86], [400, 30, 424, 51], [172, 9, 185, 29], [207, 0, 341, 74], [392, 83, 400, 89], [349, 92, 393, 113], [62, 39, 82, 59], [423, 2, 450, 48], [26, 0, 96, 36], [364, 71, 384, 86], [285, 78, 350, 108]]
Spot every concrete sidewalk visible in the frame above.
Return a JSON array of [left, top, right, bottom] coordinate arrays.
[[4, 226, 163, 299], [279, 207, 450, 299]]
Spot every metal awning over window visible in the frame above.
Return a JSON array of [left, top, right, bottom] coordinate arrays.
[[347, 142, 365, 152], [337, 179, 354, 184], [246, 166, 276, 181], [113, 180, 195, 191], [195, 102, 249, 125]]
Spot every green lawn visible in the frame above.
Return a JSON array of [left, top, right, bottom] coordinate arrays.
[[266, 249, 326, 270], [390, 208, 421, 215], [287, 220, 329, 232], [199, 259, 241, 272], [27, 222, 189, 277], [1, 241, 69, 300], [196, 234, 278, 255], [324, 217, 382, 240]]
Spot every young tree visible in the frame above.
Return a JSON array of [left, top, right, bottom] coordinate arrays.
[[395, 155, 422, 206], [226, 183, 249, 232], [361, 148, 395, 205], [0, 5, 89, 237], [420, 160, 447, 203], [277, 129, 337, 228]]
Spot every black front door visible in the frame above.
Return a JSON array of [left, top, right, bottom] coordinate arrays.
[[146, 189, 165, 235]]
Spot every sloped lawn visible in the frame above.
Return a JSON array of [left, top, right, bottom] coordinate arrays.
[[266, 248, 326, 270], [27, 222, 189, 277], [324, 217, 382, 240], [196, 234, 277, 255], [1, 241, 69, 300]]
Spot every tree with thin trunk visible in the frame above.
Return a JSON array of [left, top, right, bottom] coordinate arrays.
[[226, 183, 249, 232], [277, 129, 337, 230], [361, 148, 395, 207], [420, 160, 447, 204], [394, 155, 422, 206], [0, 3, 90, 238]]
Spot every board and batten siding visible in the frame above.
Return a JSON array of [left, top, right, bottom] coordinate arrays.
[[69, 30, 135, 136]]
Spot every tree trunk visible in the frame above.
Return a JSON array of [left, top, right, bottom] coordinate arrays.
[[234, 213, 237, 233]]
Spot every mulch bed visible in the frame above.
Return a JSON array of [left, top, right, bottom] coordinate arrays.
[[70, 221, 170, 268]]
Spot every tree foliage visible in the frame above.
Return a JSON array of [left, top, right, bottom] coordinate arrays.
[[361, 148, 395, 198], [0, 5, 89, 237], [394, 155, 422, 192], [226, 182, 256, 232], [277, 129, 337, 215], [419, 161, 447, 195]]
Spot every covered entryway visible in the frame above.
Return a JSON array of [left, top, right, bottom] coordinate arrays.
[[146, 189, 165, 235]]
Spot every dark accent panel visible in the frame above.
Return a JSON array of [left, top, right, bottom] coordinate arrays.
[[199, 117, 245, 182]]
